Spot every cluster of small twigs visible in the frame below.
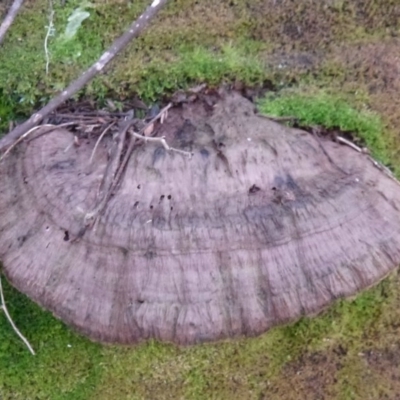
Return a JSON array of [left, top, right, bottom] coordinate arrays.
[[70, 102, 193, 232], [35, 101, 191, 234]]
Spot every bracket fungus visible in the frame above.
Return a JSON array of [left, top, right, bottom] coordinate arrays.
[[1, 91, 400, 345]]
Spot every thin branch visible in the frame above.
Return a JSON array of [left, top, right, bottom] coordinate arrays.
[[0, 275, 35, 355], [367, 155, 400, 187], [44, 0, 55, 75], [83, 121, 131, 227], [130, 130, 192, 157], [83, 102, 191, 231], [336, 136, 362, 153], [258, 113, 298, 123], [89, 121, 116, 163], [141, 102, 173, 135], [109, 102, 173, 194], [0, 0, 25, 45], [0, 122, 75, 161], [0, 0, 170, 153]]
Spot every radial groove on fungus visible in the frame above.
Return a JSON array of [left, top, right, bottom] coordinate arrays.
[[1, 92, 400, 345]]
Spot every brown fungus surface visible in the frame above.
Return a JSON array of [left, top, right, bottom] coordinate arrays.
[[1, 92, 400, 345]]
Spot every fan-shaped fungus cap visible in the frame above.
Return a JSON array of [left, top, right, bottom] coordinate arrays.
[[1, 92, 400, 345]]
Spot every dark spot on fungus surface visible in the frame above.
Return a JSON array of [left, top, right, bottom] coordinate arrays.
[[175, 120, 196, 149], [49, 159, 75, 170], [1, 92, 400, 346], [144, 249, 157, 259], [17, 235, 27, 246], [249, 184, 261, 194], [152, 147, 166, 165], [200, 148, 209, 159]]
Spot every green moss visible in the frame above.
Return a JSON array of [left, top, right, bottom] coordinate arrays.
[[0, 277, 103, 400], [0, 0, 271, 114], [0, 93, 15, 132], [0, 0, 398, 111], [258, 89, 390, 164], [134, 43, 267, 101]]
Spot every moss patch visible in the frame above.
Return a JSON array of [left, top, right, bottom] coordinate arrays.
[[0, 277, 103, 400], [129, 42, 267, 101], [258, 89, 390, 164], [0, 0, 399, 108]]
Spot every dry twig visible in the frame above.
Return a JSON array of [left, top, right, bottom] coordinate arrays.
[[0, 0, 170, 152], [258, 114, 298, 123], [89, 121, 116, 163], [336, 136, 363, 153], [0, 275, 35, 355], [367, 156, 400, 187], [82, 102, 191, 231], [0, 122, 76, 161], [44, 0, 55, 75], [83, 121, 132, 228], [0, 0, 25, 45], [130, 130, 192, 157], [109, 102, 174, 194]]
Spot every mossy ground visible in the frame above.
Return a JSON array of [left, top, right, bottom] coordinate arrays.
[[1, 0, 400, 399]]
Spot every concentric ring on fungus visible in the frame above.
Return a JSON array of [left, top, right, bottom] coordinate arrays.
[[1, 92, 400, 345]]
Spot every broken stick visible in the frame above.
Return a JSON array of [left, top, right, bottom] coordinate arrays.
[[0, 0, 25, 46], [0, 0, 170, 153]]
